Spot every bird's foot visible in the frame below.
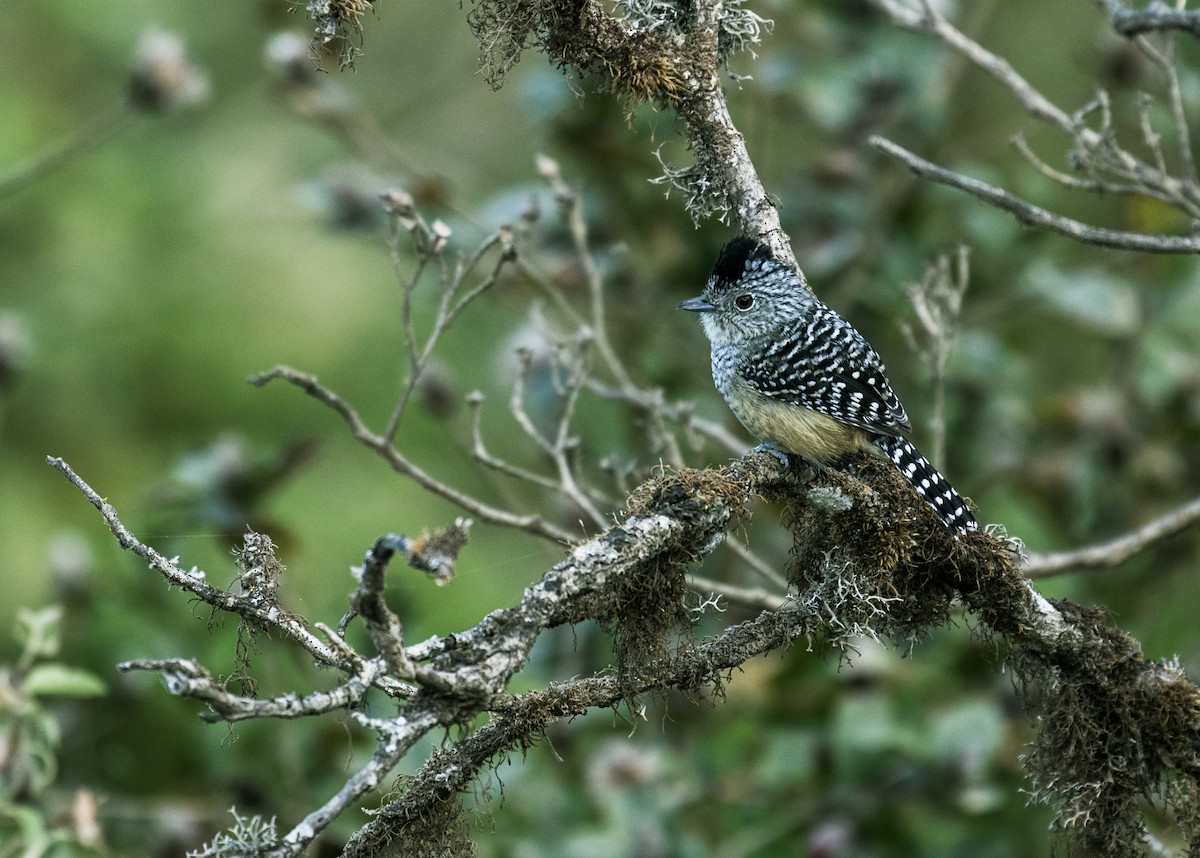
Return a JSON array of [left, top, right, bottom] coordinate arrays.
[[752, 441, 793, 469]]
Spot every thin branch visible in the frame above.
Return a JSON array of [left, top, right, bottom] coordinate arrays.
[[247, 366, 577, 543], [1103, 0, 1200, 39], [0, 103, 135, 200], [468, 391, 565, 492], [513, 255, 589, 332], [445, 230, 515, 325], [117, 657, 393, 722], [508, 351, 557, 457], [539, 159, 635, 390], [499, 339, 611, 531], [724, 533, 789, 590], [871, 0, 1200, 219], [47, 457, 352, 671], [267, 710, 441, 858], [1023, 496, 1200, 577], [550, 339, 610, 530], [870, 135, 1200, 253], [872, 0, 1077, 134], [584, 378, 748, 457], [1134, 32, 1199, 189], [379, 202, 512, 443], [898, 248, 970, 469], [388, 207, 430, 439], [1011, 132, 1131, 193], [1136, 90, 1170, 178]]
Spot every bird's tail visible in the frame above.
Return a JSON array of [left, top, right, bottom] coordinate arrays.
[[871, 435, 977, 535]]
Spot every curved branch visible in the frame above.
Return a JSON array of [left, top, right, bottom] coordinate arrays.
[[870, 0, 1200, 219], [55, 444, 1200, 854], [117, 657, 392, 722], [870, 136, 1200, 253], [247, 366, 577, 543], [0, 104, 135, 200], [1024, 496, 1200, 578], [869, 0, 1077, 134], [46, 456, 358, 671], [342, 604, 814, 856], [268, 710, 441, 858]]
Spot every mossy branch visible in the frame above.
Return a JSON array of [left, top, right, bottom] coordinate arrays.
[[305, 0, 795, 267], [59, 440, 1200, 855]]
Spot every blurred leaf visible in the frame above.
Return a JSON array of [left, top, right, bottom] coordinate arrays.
[[831, 691, 920, 758], [756, 728, 818, 786], [22, 664, 106, 699], [928, 699, 1006, 766], [14, 607, 61, 662], [0, 801, 51, 852], [1025, 262, 1140, 336]]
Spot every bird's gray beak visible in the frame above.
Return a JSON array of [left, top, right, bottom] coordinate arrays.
[[679, 296, 716, 313]]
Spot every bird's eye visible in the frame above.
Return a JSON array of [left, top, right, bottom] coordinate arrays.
[[733, 293, 754, 311]]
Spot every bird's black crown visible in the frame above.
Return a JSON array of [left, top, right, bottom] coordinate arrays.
[[710, 236, 774, 290]]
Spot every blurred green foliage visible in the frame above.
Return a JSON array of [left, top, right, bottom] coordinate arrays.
[[1, 607, 106, 856], [2, 0, 1199, 854]]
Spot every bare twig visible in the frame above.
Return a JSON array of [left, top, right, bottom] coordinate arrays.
[[247, 366, 577, 544], [379, 196, 515, 443], [1024, 495, 1200, 577], [898, 248, 970, 469], [0, 104, 134, 200], [870, 0, 1200, 222], [870, 0, 1077, 133], [1011, 132, 1127, 193], [468, 390, 565, 491], [1133, 31, 1198, 185], [507, 342, 610, 531], [870, 136, 1200, 253], [585, 378, 748, 457], [546, 336, 610, 529], [538, 158, 636, 390]]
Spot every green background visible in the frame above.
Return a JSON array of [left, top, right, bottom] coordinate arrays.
[[2, 0, 1198, 854]]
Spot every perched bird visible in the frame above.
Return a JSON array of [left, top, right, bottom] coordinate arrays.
[[680, 236, 977, 534]]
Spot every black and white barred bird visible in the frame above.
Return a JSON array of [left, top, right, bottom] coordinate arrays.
[[679, 236, 977, 535]]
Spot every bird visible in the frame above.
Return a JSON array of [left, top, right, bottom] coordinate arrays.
[[679, 236, 977, 535]]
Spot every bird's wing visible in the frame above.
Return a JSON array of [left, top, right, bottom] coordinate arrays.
[[739, 310, 911, 437]]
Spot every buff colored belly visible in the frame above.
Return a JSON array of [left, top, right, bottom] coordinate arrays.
[[723, 378, 878, 464]]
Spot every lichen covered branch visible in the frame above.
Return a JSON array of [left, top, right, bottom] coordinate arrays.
[[54, 444, 1200, 854]]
